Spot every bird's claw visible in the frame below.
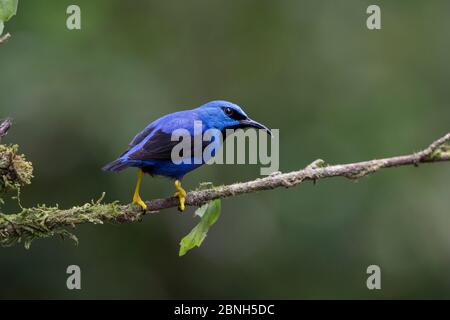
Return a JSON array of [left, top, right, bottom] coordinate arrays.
[[174, 191, 186, 211], [174, 180, 187, 212], [132, 169, 147, 210], [132, 195, 147, 210]]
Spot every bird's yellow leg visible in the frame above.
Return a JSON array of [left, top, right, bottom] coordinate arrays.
[[174, 180, 187, 211], [132, 169, 147, 210]]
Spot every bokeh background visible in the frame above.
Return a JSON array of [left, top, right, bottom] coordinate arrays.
[[1, 0, 449, 299]]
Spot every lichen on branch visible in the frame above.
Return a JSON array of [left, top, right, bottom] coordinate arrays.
[[0, 144, 33, 195]]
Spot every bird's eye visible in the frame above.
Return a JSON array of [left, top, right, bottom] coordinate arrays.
[[224, 107, 234, 116]]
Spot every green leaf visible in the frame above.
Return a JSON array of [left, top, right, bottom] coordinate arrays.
[[179, 199, 221, 256], [194, 203, 208, 218], [0, 0, 18, 21], [0, 0, 18, 35]]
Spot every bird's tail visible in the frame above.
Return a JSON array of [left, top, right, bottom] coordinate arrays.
[[102, 158, 131, 172]]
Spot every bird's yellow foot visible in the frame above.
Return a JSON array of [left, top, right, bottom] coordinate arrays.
[[132, 169, 147, 210], [174, 180, 187, 212], [133, 193, 147, 210]]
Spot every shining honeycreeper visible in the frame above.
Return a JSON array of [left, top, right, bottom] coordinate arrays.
[[102, 100, 271, 211]]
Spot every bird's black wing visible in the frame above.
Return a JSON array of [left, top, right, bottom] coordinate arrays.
[[128, 129, 180, 160], [119, 125, 156, 157], [128, 125, 156, 148], [128, 129, 210, 161]]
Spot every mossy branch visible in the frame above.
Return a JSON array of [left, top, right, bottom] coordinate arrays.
[[0, 118, 449, 248], [0, 119, 33, 195]]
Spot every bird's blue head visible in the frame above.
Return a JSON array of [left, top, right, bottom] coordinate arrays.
[[196, 100, 272, 135]]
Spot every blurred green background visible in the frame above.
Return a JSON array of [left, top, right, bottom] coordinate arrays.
[[1, 0, 449, 299]]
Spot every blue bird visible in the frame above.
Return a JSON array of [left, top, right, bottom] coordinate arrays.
[[102, 100, 271, 211]]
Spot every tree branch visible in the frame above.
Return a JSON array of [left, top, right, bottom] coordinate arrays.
[[0, 130, 449, 248]]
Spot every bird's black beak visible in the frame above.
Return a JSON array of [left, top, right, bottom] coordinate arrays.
[[239, 118, 272, 136]]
